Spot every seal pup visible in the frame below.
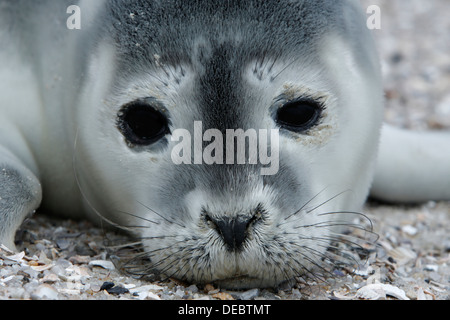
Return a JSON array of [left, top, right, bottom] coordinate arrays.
[[1, 0, 449, 289]]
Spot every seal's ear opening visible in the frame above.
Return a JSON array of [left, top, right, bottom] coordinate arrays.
[[117, 99, 171, 146]]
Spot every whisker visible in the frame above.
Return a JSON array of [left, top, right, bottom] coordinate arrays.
[[271, 55, 303, 81], [280, 188, 351, 228], [138, 235, 179, 241], [293, 221, 372, 233], [117, 238, 191, 279], [305, 190, 351, 214], [72, 128, 136, 233], [160, 256, 193, 283], [105, 241, 143, 250], [290, 239, 365, 285], [317, 210, 375, 231], [114, 209, 160, 226], [283, 187, 329, 222], [137, 200, 186, 228], [294, 251, 331, 282], [280, 203, 378, 283], [147, 247, 191, 278]]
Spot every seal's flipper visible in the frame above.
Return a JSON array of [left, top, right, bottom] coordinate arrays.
[[0, 147, 42, 251], [371, 124, 450, 203]]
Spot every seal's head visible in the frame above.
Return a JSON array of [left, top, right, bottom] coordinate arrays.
[[76, 0, 382, 288]]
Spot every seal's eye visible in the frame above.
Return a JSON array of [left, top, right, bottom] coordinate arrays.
[[117, 101, 170, 146], [276, 100, 322, 132]]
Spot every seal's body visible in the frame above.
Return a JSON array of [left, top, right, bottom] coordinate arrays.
[[1, 0, 449, 288]]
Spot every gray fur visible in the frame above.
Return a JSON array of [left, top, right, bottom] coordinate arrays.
[[102, 0, 373, 79]]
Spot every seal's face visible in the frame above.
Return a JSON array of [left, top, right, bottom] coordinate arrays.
[[76, 1, 383, 288]]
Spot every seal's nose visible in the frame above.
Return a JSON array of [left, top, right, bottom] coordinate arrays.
[[206, 215, 256, 251], [215, 217, 249, 251]]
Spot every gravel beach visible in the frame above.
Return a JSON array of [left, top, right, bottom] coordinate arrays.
[[1, 0, 449, 300]]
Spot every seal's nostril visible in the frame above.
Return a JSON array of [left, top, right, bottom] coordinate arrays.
[[202, 204, 266, 252], [206, 215, 256, 251], [216, 218, 248, 251]]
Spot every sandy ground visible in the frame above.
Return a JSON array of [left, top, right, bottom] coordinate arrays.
[[1, 0, 449, 300]]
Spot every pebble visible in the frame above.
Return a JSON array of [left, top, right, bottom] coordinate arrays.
[[388, 246, 417, 266], [129, 284, 165, 294], [129, 284, 164, 300], [147, 292, 162, 300], [107, 286, 129, 295], [401, 225, 418, 236], [31, 284, 60, 300], [69, 255, 91, 265], [204, 284, 215, 293], [41, 273, 59, 284], [424, 265, 439, 272], [355, 283, 409, 300], [89, 260, 115, 271], [100, 282, 115, 291], [212, 292, 234, 300], [186, 284, 199, 293], [237, 288, 260, 300]]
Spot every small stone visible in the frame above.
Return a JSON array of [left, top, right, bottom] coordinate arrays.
[[388, 246, 417, 266], [41, 273, 59, 284], [147, 292, 162, 300], [186, 284, 199, 293], [69, 255, 91, 265], [424, 264, 439, 272], [8, 287, 27, 299], [75, 243, 97, 256], [31, 284, 59, 300], [356, 283, 409, 300], [174, 288, 185, 298], [239, 288, 260, 300], [212, 292, 235, 300], [55, 258, 72, 269], [228, 288, 260, 300], [290, 289, 302, 300], [99, 282, 130, 296], [55, 239, 71, 250], [129, 284, 165, 295], [401, 225, 418, 236], [259, 290, 281, 300], [107, 286, 129, 295], [100, 282, 115, 291], [89, 260, 115, 270], [204, 284, 215, 293]]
